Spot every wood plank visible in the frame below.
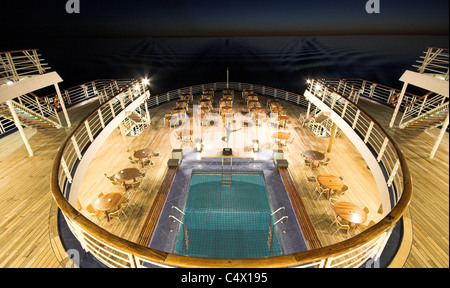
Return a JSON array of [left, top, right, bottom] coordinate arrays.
[[278, 167, 322, 250], [137, 167, 178, 247]]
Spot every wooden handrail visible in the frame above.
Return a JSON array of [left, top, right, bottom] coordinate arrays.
[[50, 81, 413, 268]]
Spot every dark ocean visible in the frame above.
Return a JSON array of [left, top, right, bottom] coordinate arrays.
[[5, 35, 448, 95]]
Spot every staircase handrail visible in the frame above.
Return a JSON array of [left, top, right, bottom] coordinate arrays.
[[39, 79, 134, 109], [10, 100, 62, 128], [400, 102, 449, 129], [15, 93, 61, 126], [399, 92, 448, 127]]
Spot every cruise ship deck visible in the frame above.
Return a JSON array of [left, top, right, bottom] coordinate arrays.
[[0, 61, 448, 268], [0, 0, 448, 268]]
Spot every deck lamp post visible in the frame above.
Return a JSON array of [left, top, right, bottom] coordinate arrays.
[[253, 140, 260, 152]]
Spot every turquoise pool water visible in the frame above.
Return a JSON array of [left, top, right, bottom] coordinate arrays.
[[173, 170, 283, 259]]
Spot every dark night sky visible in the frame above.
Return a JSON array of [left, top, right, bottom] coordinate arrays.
[[2, 0, 449, 38], [1, 1, 448, 94]]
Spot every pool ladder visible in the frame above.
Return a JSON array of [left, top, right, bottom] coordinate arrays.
[[222, 156, 233, 187], [268, 207, 288, 252], [169, 205, 189, 252]]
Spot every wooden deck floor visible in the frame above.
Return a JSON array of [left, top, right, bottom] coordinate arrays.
[[0, 92, 448, 268]]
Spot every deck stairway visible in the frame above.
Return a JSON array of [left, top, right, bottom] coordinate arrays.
[[122, 110, 149, 137], [398, 47, 449, 131], [0, 98, 61, 131], [1, 49, 63, 134], [397, 83, 449, 131], [221, 156, 233, 187], [306, 109, 341, 137], [400, 102, 448, 130]]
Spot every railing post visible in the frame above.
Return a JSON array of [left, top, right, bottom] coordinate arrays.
[[81, 84, 89, 98], [35, 96, 44, 116], [65, 90, 72, 105], [144, 100, 151, 125], [6, 100, 34, 156], [5, 52, 19, 81], [109, 101, 116, 118], [377, 137, 389, 162], [32, 50, 44, 74], [352, 110, 360, 129], [337, 80, 343, 93], [430, 112, 450, 159], [341, 101, 348, 118], [128, 254, 137, 268], [55, 83, 72, 128], [387, 89, 396, 105], [323, 257, 333, 268], [364, 122, 374, 143], [387, 160, 400, 187], [389, 82, 408, 128], [61, 157, 73, 183], [417, 95, 428, 116], [118, 94, 125, 109], [419, 47, 432, 73], [98, 110, 105, 128], [71, 136, 83, 160], [85, 121, 94, 142], [330, 93, 337, 110], [306, 101, 311, 119], [369, 84, 376, 99]]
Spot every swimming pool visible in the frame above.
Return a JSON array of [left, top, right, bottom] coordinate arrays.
[[173, 170, 283, 259]]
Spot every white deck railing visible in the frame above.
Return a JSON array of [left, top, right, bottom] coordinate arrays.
[[0, 79, 136, 136], [0, 49, 49, 83], [324, 78, 421, 111], [413, 47, 449, 81]]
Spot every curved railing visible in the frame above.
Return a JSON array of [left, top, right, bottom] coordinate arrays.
[[50, 80, 412, 268]]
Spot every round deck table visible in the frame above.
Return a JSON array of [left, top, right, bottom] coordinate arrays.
[[133, 148, 154, 167], [94, 192, 125, 222], [317, 174, 344, 198], [115, 168, 140, 189], [273, 132, 290, 147], [303, 150, 325, 168], [332, 201, 368, 225], [271, 107, 284, 113], [273, 132, 291, 140]]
